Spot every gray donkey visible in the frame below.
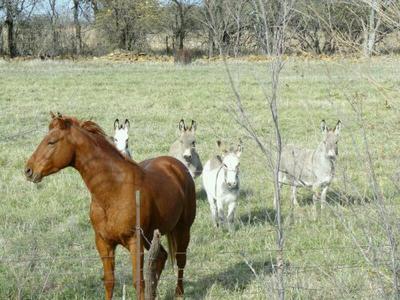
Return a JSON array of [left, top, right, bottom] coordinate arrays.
[[278, 120, 341, 210], [169, 119, 203, 179]]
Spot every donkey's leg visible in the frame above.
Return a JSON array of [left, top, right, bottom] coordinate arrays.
[[312, 185, 321, 219], [227, 200, 237, 232], [172, 226, 191, 297], [207, 193, 218, 227], [128, 236, 145, 300], [216, 197, 225, 226], [95, 235, 116, 300], [291, 186, 298, 206], [320, 185, 329, 209]]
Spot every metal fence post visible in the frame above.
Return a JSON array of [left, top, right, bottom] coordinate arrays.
[[136, 190, 141, 299]]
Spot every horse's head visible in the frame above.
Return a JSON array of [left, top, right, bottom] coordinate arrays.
[[218, 139, 243, 189], [25, 112, 76, 183], [321, 119, 341, 160], [178, 119, 197, 162], [113, 118, 130, 154]]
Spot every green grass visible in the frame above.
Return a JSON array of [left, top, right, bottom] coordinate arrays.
[[0, 57, 399, 299]]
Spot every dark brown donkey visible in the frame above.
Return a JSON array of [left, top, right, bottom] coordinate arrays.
[[25, 113, 196, 299]]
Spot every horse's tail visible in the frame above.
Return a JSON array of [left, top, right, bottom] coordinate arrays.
[[166, 233, 176, 267]]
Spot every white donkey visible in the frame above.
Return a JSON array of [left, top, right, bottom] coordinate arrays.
[[202, 140, 242, 230], [113, 118, 132, 158], [278, 120, 341, 210], [169, 119, 203, 179]]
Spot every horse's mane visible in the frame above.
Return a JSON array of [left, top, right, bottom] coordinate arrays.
[[50, 115, 127, 160]]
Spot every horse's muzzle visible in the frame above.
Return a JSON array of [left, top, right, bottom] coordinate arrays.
[[24, 167, 42, 183]]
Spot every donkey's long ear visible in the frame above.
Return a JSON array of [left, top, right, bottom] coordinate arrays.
[[124, 119, 130, 130], [236, 139, 243, 157], [114, 119, 120, 131], [179, 119, 186, 132], [334, 120, 341, 135], [190, 120, 197, 132], [217, 140, 227, 155], [320, 119, 327, 133]]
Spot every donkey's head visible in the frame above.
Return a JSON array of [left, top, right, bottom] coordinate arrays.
[[25, 112, 76, 183], [178, 119, 197, 162], [113, 119, 130, 154], [218, 139, 243, 189], [321, 120, 341, 160]]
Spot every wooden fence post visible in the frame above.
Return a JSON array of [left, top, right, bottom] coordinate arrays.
[[145, 229, 161, 300]]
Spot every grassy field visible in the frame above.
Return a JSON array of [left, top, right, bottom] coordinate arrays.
[[0, 57, 399, 299]]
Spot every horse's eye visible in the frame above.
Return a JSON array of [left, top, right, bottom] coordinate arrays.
[[192, 141, 196, 147], [48, 140, 57, 145], [223, 164, 228, 169]]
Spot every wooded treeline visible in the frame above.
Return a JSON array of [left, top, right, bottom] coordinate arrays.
[[0, 0, 399, 58]]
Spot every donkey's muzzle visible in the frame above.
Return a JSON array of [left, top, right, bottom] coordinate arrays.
[[227, 182, 238, 189], [183, 155, 192, 162]]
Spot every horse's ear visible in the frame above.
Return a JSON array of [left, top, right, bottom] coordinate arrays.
[[334, 120, 341, 135], [190, 120, 197, 132], [124, 119, 130, 130], [179, 119, 186, 132], [320, 119, 327, 133], [114, 119, 119, 130], [50, 111, 56, 119], [54, 117, 71, 129], [236, 139, 243, 157]]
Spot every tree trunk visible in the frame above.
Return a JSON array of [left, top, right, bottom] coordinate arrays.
[[178, 2, 184, 50], [179, 31, 184, 50], [5, 1, 17, 58], [363, 0, 380, 57], [208, 29, 214, 58], [73, 0, 82, 55], [50, 0, 58, 56]]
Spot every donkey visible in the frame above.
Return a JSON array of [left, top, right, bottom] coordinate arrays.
[[202, 140, 242, 230], [278, 120, 341, 210], [169, 119, 202, 179], [113, 119, 132, 158]]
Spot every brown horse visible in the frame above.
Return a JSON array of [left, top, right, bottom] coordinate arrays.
[[25, 113, 196, 299]]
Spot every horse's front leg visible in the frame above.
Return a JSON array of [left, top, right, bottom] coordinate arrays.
[[129, 236, 145, 300], [95, 235, 116, 300]]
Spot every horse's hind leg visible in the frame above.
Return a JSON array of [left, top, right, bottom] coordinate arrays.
[[155, 245, 168, 280], [172, 226, 191, 297]]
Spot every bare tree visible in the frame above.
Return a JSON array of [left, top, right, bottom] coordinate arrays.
[[170, 0, 199, 50], [72, 0, 81, 55], [48, 0, 58, 56], [227, 0, 295, 298], [1, 0, 38, 57]]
